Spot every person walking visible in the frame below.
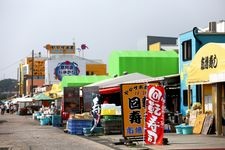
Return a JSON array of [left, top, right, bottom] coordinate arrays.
[[5, 102, 9, 113], [9, 103, 14, 114], [0, 103, 5, 115]]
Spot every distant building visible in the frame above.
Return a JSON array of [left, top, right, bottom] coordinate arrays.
[[147, 36, 178, 51], [44, 43, 107, 85], [18, 43, 107, 96], [108, 50, 178, 77], [19, 53, 46, 96]]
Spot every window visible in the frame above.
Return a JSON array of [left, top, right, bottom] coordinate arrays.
[[182, 40, 192, 61], [183, 89, 192, 106], [196, 85, 202, 103]]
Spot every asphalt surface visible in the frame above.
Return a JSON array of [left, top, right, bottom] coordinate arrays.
[[0, 114, 114, 150], [0, 113, 225, 150]]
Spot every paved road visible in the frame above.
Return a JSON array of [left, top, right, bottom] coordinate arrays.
[[1, 113, 225, 150], [0, 114, 114, 150]]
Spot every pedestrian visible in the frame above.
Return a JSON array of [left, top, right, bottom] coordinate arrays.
[[5, 103, 9, 113], [50, 102, 56, 115], [9, 103, 14, 114], [0, 104, 5, 115]]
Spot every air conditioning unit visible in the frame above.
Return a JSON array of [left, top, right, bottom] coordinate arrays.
[[209, 22, 217, 32]]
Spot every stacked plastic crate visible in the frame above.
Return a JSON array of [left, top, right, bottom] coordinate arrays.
[[101, 104, 122, 135], [83, 127, 104, 136], [101, 115, 122, 135], [68, 119, 92, 135]]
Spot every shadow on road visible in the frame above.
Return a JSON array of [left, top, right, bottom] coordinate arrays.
[[0, 120, 7, 124]]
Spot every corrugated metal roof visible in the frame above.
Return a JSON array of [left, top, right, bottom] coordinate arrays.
[[84, 72, 164, 89]]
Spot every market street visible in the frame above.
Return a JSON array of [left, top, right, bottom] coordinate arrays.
[[1, 113, 225, 150], [0, 114, 115, 150]]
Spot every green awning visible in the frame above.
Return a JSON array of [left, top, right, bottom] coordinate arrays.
[[61, 75, 110, 87], [33, 93, 54, 101]]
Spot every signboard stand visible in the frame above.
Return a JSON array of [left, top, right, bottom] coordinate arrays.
[[120, 83, 166, 147], [121, 83, 147, 142], [201, 114, 214, 135], [114, 137, 144, 146]]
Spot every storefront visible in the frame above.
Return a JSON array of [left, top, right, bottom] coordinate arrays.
[[83, 73, 163, 135], [61, 75, 110, 118], [187, 43, 225, 135], [83, 73, 163, 107]]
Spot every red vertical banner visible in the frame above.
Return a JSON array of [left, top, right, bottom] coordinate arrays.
[[145, 85, 165, 145]]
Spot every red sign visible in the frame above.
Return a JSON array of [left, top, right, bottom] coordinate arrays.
[[144, 85, 165, 145]]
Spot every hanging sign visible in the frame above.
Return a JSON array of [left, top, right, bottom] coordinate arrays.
[[145, 85, 165, 145]]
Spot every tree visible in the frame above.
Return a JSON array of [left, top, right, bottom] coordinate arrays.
[[0, 79, 18, 99]]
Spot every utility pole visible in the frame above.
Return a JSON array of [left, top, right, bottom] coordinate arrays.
[[31, 50, 34, 97], [17, 65, 19, 97]]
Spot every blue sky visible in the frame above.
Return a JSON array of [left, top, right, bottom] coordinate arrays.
[[0, 0, 224, 79]]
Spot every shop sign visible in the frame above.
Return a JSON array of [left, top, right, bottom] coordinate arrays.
[[54, 61, 80, 81], [201, 54, 218, 70], [145, 85, 165, 145], [45, 44, 75, 54], [187, 43, 225, 84], [121, 83, 147, 138], [63, 87, 80, 113]]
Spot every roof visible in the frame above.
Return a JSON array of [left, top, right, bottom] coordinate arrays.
[[33, 93, 54, 101], [84, 72, 164, 89], [109, 50, 178, 57], [61, 75, 110, 87], [11, 97, 33, 103], [147, 36, 177, 45]]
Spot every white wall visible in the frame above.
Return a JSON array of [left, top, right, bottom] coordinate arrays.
[[45, 55, 86, 85]]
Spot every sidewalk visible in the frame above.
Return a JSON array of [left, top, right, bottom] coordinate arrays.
[[98, 133, 225, 150]]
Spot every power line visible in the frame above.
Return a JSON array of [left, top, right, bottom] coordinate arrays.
[[0, 60, 21, 71], [0, 52, 32, 72]]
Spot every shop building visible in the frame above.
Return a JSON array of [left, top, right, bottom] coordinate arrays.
[[147, 35, 177, 51], [18, 54, 46, 96], [179, 20, 225, 115], [108, 50, 178, 77], [179, 21, 225, 135]]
